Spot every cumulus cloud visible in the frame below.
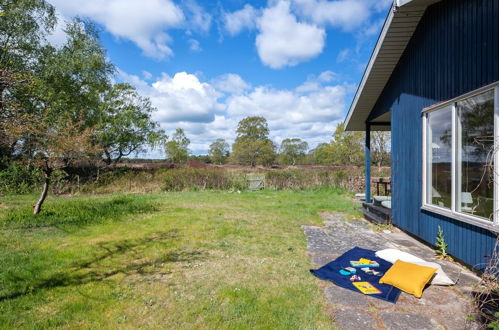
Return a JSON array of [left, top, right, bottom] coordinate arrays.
[[226, 84, 345, 124], [211, 74, 251, 95], [292, 0, 391, 31], [120, 69, 347, 154], [120, 70, 224, 123], [291, 0, 370, 31], [255, 1, 325, 69], [221, 0, 391, 69], [223, 4, 259, 35], [48, 0, 207, 59]]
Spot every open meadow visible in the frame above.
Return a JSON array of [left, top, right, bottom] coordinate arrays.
[[0, 189, 358, 329]]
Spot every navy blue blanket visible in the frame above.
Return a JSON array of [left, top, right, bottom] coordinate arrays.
[[310, 247, 400, 303]]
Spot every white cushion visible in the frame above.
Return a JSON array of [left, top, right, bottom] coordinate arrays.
[[375, 248, 425, 264], [411, 261, 455, 286], [375, 248, 454, 286]]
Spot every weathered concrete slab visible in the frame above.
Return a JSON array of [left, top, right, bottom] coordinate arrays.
[[303, 211, 481, 330], [311, 254, 337, 267], [379, 311, 438, 330], [333, 307, 379, 330], [324, 285, 368, 308]]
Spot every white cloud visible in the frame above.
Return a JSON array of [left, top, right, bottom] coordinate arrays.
[[211, 74, 251, 95], [224, 4, 258, 35], [142, 71, 154, 81], [226, 84, 345, 124], [336, 49, 350, 63], [295, 70, 338, 93], [46, 12, 69, 47], [256, 1, 325, 69], [120, 71, 223, 123], [120, 69, 347, 155], [292, 0, 370, 31], [291, 0, 391, 31], [188, 39, 202, 52], [48, 0, 185, 59], [318, 70, 337, 82], [183, 0, 212, 33]]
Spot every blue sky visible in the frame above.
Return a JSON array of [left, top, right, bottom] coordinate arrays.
[[47, 0, 392, 156]]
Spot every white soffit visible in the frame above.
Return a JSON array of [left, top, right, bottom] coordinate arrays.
[[344, 0, 441, 131]]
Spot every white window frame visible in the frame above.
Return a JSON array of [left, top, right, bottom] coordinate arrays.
[[421, 81, 499, 232]]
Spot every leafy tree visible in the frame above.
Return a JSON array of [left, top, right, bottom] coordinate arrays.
[[0, 0, 56, 78], [235, 116, 269, 140], [371, 131, 391, 168], [0, 0, 56, 158], [279, 138, 308, 165], [1, 20, 116, 214], [329, 123, 364, 166], [4, 111, 100, 214], [3, 20, 113, 160], [209, 138, 229, 164], [165, 128, 190, 163], [231, 116, 276, 166], [98, 83, 166, 165], [308, 143, 334, 165]]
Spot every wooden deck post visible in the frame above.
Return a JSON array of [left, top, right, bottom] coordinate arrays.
[[365, 123, 371, 203]]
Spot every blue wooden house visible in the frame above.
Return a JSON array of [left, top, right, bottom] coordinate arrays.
[[344, 0, 498, 269]]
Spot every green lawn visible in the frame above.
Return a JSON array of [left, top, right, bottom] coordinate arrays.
[[0, 189, 357, 329]]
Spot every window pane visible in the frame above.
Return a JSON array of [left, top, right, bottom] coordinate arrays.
[[427, 107, 453, 208], [457, 90, 494, 221]]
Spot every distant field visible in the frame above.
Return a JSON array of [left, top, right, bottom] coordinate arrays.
[[0, 189, 359, 329]]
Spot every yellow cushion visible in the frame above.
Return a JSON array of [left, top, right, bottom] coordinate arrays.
[[379, 260, 437, 298]]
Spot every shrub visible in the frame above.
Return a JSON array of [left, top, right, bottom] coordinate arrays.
[[0, 163, 42, 194], [160, 168, 246, 191]]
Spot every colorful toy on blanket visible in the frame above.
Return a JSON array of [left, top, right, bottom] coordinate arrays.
[[339, 267, 357, 275], [349, 275, 361, 281], [352, 281, 382, 295], [350, 258, 379, 268], [361, 267, 382, 276]]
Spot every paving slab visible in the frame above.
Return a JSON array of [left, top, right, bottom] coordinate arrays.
[[303, 211, 481, 330], [311, 254, 338, 267], [333, 307, 379, 330], [324, 285, 368, 308], [380, 311, 438, 330]]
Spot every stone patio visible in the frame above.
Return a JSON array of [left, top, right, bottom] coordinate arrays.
[[302, 211, 481, 329]]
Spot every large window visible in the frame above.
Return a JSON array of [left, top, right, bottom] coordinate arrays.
[[423, 84, 499, 229]]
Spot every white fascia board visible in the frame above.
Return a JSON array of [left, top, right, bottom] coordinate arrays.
[[396, 0, 415, 7], [344, 4, 395, 131]]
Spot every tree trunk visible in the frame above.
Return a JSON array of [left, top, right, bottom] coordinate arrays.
[[33, 170, 51, 215]]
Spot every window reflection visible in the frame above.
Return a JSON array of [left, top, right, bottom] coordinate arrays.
[[457, 90, 494, 221], [427, 107, 453, 208]]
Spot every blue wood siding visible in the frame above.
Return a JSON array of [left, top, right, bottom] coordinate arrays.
[[369, 0, 499, 269]]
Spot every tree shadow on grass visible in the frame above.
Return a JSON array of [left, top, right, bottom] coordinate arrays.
[[0, 229, 206, 302]]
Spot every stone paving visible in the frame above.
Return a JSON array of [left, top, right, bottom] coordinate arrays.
[[302, 212, 481, 330]]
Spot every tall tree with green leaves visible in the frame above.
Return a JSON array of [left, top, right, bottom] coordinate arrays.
[[329, 123, 364, 166], [308, 143, 333, 165], [371, 131, 391, 168], [165, 128, 190, 163], [98, 83, 166, 165], [279, 138, 308, 165], [231, 116, 276, 166], [209, 138, 229, 165], [0, 0, 56, 158]]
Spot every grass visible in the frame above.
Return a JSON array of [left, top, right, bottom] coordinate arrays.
[[0, 188, 358, 329]]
